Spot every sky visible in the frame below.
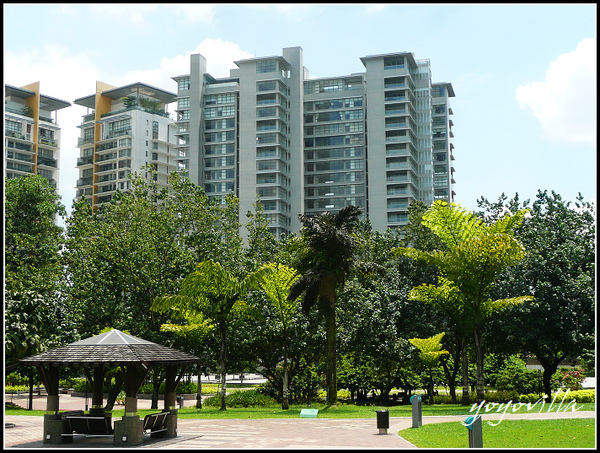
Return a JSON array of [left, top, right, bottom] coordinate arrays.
[[4, 3, 597, 217]]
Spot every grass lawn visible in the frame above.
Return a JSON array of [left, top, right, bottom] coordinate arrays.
[[399, 418, 596, 448]]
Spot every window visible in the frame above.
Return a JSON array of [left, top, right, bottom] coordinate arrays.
[[178, 97, 190, 109], [5, 119, 21, 135], [257, 59, 277, 74], [152, 121, 159, 139], [384, 56, 405, 70], [257, 80, 277, 92], [108, 118, 131, 137], [178, 77, 190, 91], [83, 127, 95, 144]]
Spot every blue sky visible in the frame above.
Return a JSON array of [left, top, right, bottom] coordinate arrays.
[[4, 3, 596, 215]]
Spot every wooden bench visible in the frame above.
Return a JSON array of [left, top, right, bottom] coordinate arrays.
[[62, 415, 114, 437], [142, 412, 169, 435]]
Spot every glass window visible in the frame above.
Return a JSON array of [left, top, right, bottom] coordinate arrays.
[[178, 97, 190, 109], [178, 77, 190, 91], [257, 59, 277, 74]]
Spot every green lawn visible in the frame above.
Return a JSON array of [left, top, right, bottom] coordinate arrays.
[[399, 418, 596, 448]]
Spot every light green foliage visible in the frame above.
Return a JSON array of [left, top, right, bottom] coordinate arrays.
[[257, 264, 300, 322], [397, 200, 532, 401], [409, 332, 449, 369]]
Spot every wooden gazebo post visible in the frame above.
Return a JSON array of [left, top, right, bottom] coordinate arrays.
[[163, 365, 178, 437], [41, 365, 65, 444], [114, 364, 144, 447]]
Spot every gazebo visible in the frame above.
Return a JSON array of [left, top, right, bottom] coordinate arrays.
[[17, 329, 199, 446]]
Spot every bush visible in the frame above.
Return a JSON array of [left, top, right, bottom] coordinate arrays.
[[519, 389, 595, 404], [433, 390, 520, 404], [203, 389, 277, 408], [6, 372, 28, 386], [495, 357, 540, 395], [5, 385, 28, 393], [551, 367, 587, 390]]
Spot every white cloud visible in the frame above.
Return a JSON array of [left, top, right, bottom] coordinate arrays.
[[515, 38, 597, 146], [117, 38, 254, 91]]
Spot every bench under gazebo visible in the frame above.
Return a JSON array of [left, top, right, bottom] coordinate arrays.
[[17, 329, 199, 447]]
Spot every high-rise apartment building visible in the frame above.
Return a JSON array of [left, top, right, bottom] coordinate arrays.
[[73, 82, 177, 209], [5, 83, 70, 188], [174, 46, 455, 236]]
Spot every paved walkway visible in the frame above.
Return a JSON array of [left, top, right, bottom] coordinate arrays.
[[4, 395, 596, 449]]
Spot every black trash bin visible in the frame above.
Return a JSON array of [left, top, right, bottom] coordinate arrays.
[[376, 410, 389, 434]]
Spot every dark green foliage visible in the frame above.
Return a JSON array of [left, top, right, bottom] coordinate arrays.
[[203, 389, 277, 408]]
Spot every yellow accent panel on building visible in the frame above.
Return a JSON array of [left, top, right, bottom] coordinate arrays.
[[21, 82, 41, 171]]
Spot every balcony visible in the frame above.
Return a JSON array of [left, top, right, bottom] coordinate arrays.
[[77, 177, 93, 187], [77, 156, 94, 166], [37, 156, 58, 168], [39, 138, 58, 148], [7, 151, 34, 163], [6, 161, 34, 173]]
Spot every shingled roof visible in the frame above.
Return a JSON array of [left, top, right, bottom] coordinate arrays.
[[19, 329, 198, 368]]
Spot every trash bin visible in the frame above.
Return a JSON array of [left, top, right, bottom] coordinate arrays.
[[177, 396, 184, 408], [376, 410, 389, 434]]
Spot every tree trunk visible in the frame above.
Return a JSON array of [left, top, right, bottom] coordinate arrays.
[[325, 308, 337, 405], [539, 357, 561, 402], [104, 372, 124, 411], [461, 337, 470, 405], [220, 324, 227, 411], [196, 361, 202, 410], [428, 371, 435, 405], [474, 328, 485, 402], [282, 344, 289, 410]]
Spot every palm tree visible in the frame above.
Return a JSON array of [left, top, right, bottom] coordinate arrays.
[[152, 259, 271, 410], [289, 205, 382, 405]]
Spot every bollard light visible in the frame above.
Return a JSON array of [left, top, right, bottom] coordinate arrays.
[[410, 394, 423, 428], [464, 415, 483, 448]]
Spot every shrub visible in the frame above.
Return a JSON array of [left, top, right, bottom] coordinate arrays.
[[519, 389, 595, 404], [495, 357, 540, 395], [5, 385, 28, 393], [6, 372, 28, 386], [203, 389, 277, 408], [551, 367, 587, 391]]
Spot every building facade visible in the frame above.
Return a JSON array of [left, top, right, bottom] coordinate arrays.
[[174, 46, 455, 236], [73, 82, 177, 209], [71, 47, 454, 232], [5, 83, 70, 188]]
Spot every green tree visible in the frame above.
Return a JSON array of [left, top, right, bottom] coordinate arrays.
[[397, 201, 532, 402], [289, 206, 380, 405], [256, 263, 300, 409], [5, 175, 70, 363], [63, 170, 193, 338], [409, 332, 449, 404], [479, 191, 595, 401], [152, 260, 271, 410]]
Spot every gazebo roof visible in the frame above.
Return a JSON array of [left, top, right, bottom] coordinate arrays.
[[19, 330, 198, 368]]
